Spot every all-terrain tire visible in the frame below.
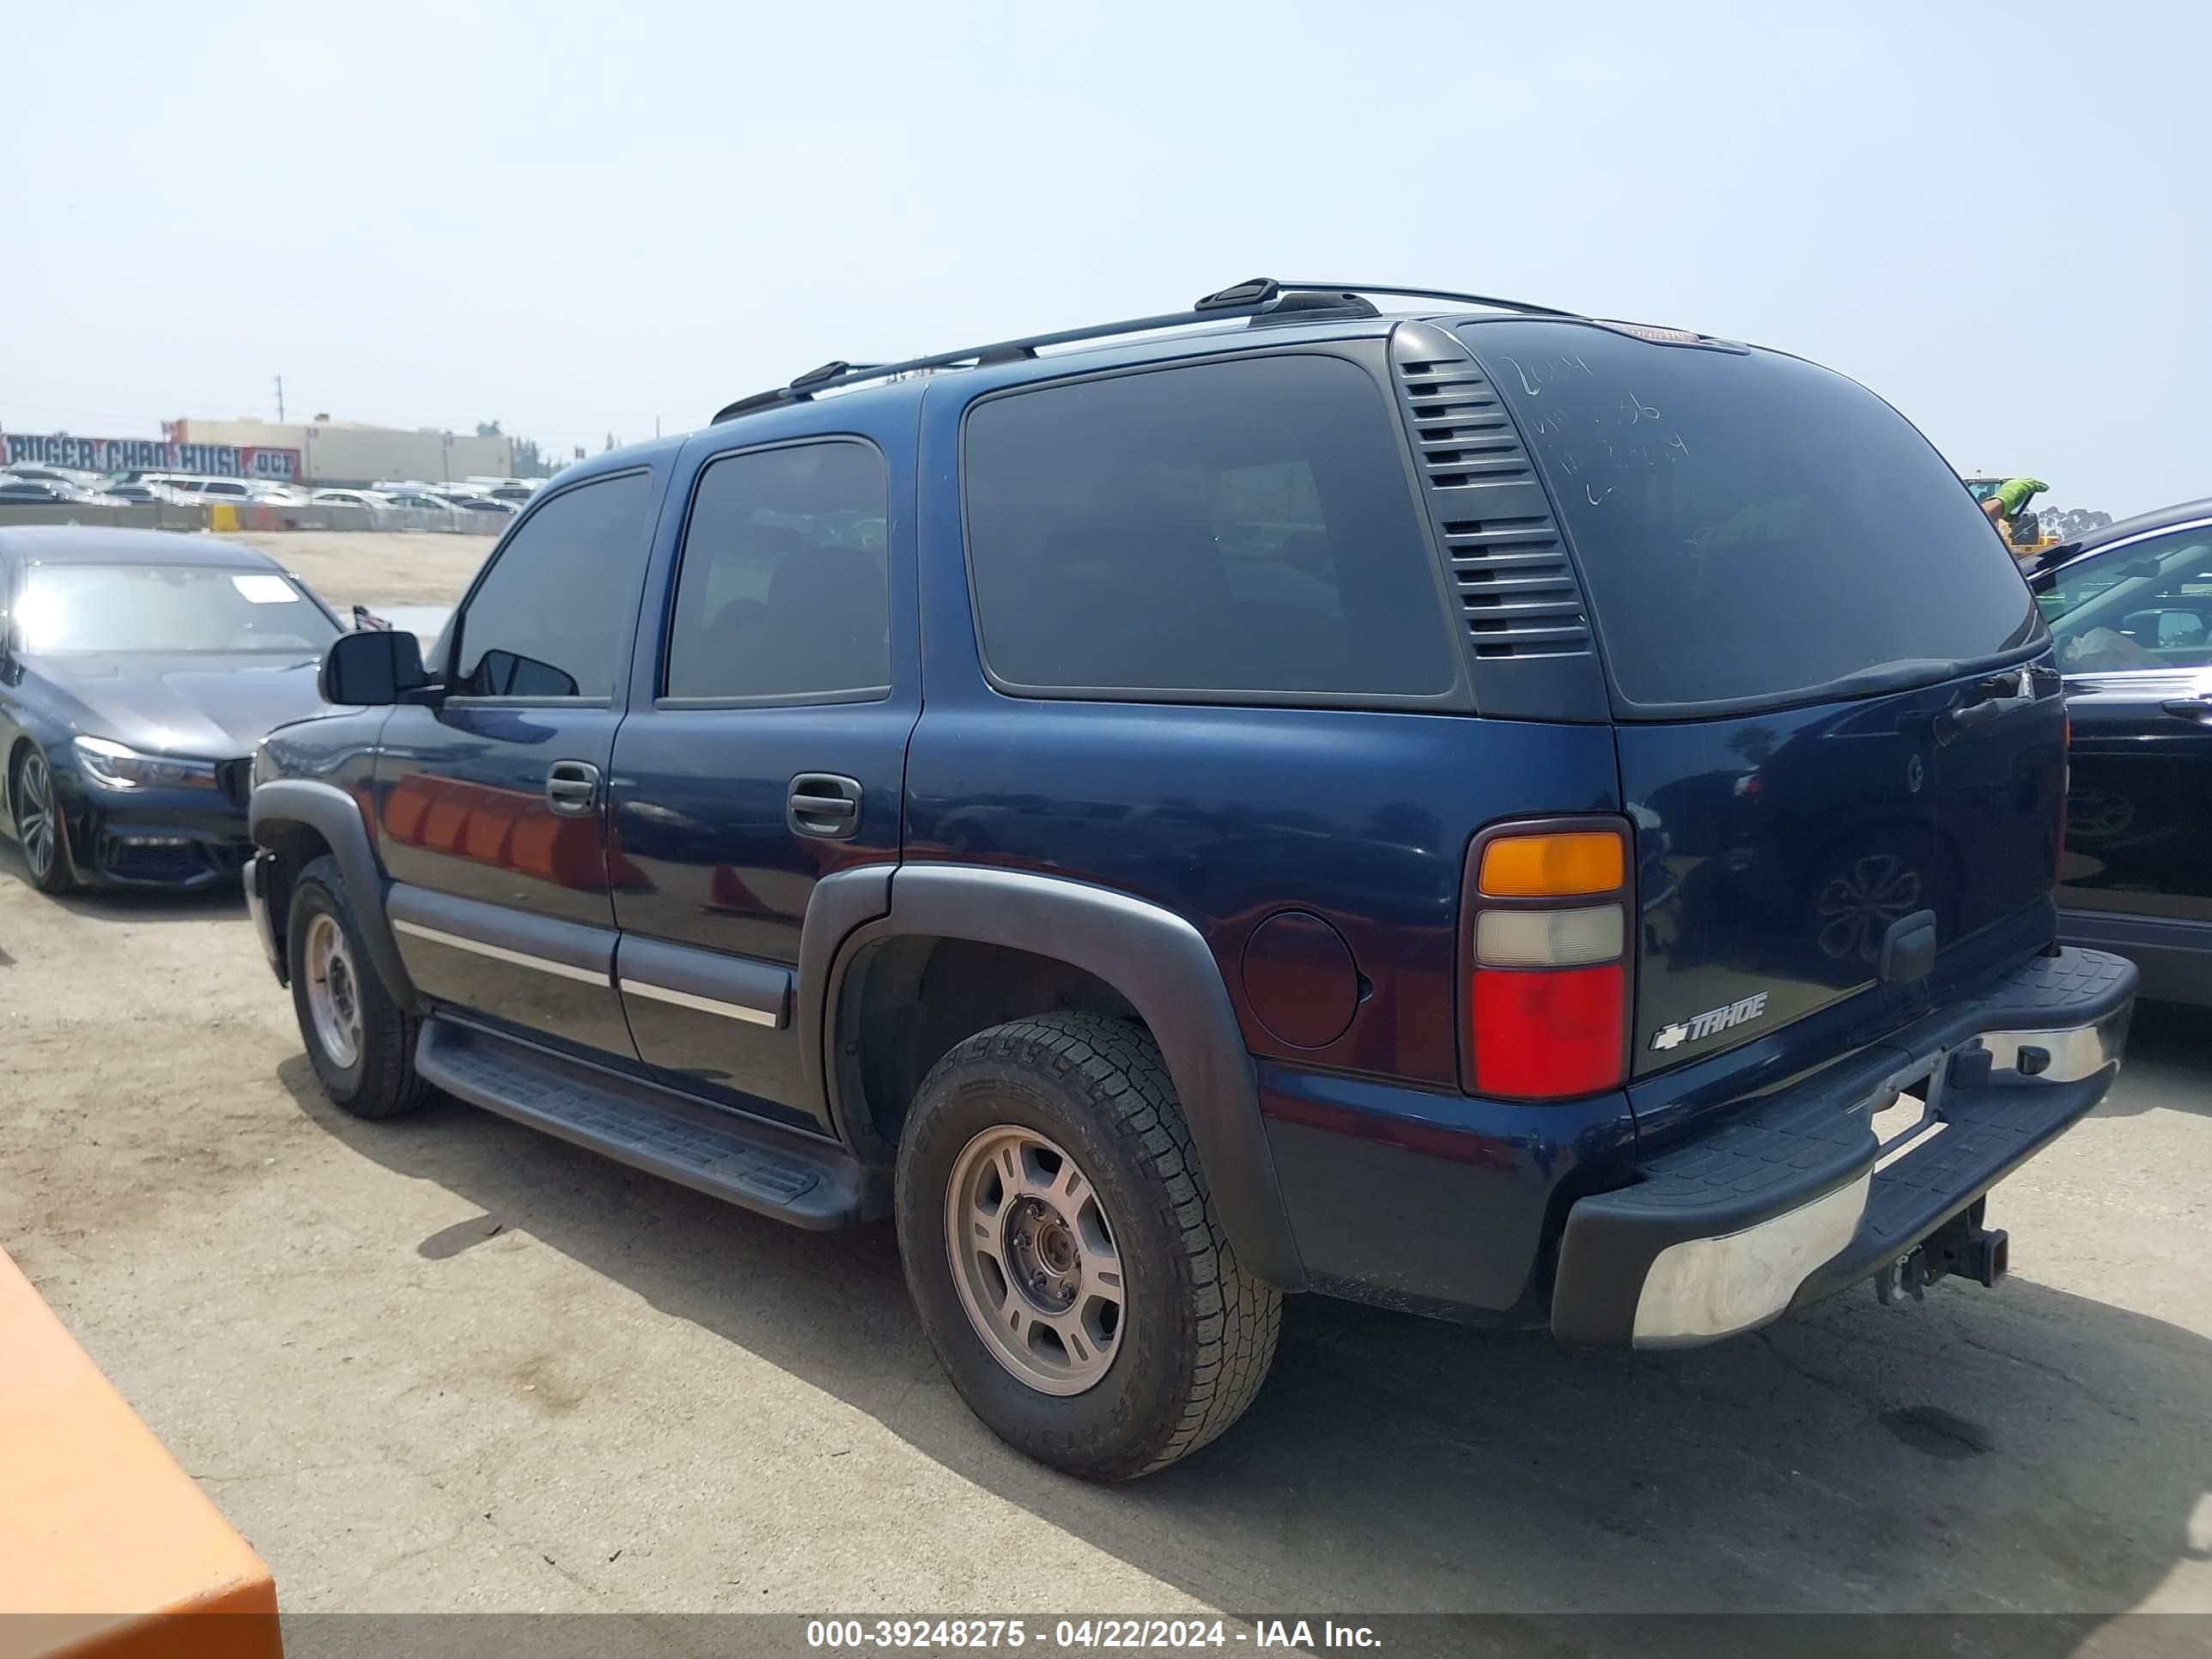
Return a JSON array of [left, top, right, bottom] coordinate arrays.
[[289, 854, 435, 1120], [895, 1012, 1281, 1480]]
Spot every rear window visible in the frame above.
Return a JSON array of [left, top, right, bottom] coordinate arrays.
[[1462, 322, 2041, 709], [963, 355, 1457, 700]]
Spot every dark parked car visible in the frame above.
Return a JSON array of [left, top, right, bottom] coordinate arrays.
[[246, 280, 2134, 1480], [2033, 498, 2212, 1004], [0, 526, 343, 893]]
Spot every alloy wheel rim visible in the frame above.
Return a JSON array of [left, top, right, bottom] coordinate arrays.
[[17, 753, 53, 880], [304, 912, 364, 1070], [944, 1125, 1124, 1396]]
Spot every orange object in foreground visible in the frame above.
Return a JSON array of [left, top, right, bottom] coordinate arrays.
[[0, 1249, 281, 1659]]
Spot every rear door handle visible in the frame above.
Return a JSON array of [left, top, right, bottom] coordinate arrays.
[[2161, 696, 2212, 726], [545, 760, 601, 817], [1933, 668, 2038, 745], [788, 773, 862, 839]]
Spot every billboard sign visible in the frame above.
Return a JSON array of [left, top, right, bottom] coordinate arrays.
[[3, 433, 301, 481]]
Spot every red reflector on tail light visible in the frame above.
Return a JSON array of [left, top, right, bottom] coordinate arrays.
[[1471, 963, 1626, 1100]]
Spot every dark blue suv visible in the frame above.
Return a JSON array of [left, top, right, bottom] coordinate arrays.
[[245, 280, 2136, 1480]]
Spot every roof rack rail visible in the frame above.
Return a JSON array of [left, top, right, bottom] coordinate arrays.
[[708, 278, 1581, 424], [1266, 281, 1583, 319]]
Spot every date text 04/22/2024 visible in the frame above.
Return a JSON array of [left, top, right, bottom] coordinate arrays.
[[804, 1619, 1382, 1650]]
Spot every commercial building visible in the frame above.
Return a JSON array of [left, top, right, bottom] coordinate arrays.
[[3, 432, 301, 481], [169, 416, 515, 487]]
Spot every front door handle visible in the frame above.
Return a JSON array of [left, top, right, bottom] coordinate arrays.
[[545, 760, 602, 817], [788, 773, 862, 840], [2160, 696, 2212, 726]]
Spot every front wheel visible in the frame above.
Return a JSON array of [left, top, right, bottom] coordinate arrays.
[[288, 854, 434, 1120], [895, 1012, 1281, 1480], [11, 744, 76, 895]]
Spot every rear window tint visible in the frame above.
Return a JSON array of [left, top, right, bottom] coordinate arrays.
[[962, 355, 1456, 699], [1462, 322, 2041, 709]]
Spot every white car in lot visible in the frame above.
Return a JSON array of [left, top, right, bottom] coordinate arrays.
[[131, 475, 303, 506], [3, 465, 107, 493], [100, 481, 198, 504], [373, 488, 462, 512], [429, 488, 518, 517]]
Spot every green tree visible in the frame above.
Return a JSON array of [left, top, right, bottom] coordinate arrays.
[[2041, 506, 2114, 541]]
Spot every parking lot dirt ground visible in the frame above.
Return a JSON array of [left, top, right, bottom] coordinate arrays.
[[228, 528, 492, 611], [2, 534, 2210, 1642]]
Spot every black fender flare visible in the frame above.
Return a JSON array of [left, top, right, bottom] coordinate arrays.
[[806, 863, 1308, 1292], [248, 778, 416, 1008]]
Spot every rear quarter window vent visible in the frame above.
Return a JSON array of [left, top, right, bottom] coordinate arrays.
[[1389, 320, 1609, 720]]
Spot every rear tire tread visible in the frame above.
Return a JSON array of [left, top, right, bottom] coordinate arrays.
[[920, 1012, 1280, 1477]]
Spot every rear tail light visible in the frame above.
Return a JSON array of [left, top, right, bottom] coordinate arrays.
[[1478, 830, 1623, 897], [1474, 903, 1625, 967], [1462, 820, 1634, 1101], [1471, 963, 1627, 1097]]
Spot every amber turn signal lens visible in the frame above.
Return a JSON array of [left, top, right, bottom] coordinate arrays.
[[1479, 831, 1625, 898]]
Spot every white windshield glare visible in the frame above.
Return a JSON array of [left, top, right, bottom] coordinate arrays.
[[16, 564, 340, 653]]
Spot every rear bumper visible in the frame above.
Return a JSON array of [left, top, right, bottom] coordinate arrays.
[[1551, 947, 2136, 1347]]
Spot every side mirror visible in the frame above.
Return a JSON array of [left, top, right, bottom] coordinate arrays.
[[320, 629, 428, 706]]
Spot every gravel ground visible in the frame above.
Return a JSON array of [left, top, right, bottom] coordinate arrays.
[[228, 528, 492, 611], [1, 533, 2208, 1644]]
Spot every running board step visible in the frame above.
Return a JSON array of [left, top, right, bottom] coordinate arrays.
[[416, 1018, 880, 1229]]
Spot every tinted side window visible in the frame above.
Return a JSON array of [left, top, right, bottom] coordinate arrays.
[[2039, 550, 2136, 622], [2047, 529, 2212, 672], [450, 471, 652, 699], [963, 356, 1456, 698], [664, 441, 890, 702]]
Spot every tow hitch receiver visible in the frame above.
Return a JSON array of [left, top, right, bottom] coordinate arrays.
[[1876, 1200, 2009, 1305]]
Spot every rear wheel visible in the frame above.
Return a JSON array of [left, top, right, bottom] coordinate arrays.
[[895, 1012, 1280, 1480], [288, 854, 434, 1120], [945, 1124, 1127, 1396], [11, 745, 76, 896]]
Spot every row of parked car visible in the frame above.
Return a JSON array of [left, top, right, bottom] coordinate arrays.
[[293, 481, 537, 516], [0, 465, 543, 517], [0, 282, 2197, 1485]]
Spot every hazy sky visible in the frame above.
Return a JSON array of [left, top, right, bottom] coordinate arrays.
[[4, 1, 2205, 514]]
